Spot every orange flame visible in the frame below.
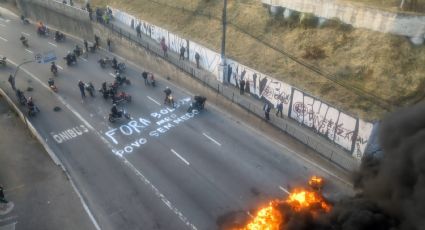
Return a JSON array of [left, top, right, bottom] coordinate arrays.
[[238, 176, 331, 230]]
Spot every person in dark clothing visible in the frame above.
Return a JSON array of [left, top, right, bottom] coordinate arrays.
[[107, 38, 111, 52], [160, 37, 168, 57], [179, 46, 185, 60], [239, 79, 245, 95], [240, 69, 246, 81], [78, 80, 85, 98], [88, 7, 93, 21], [142, 71, 148, 85], [136, 23, 141, 38], [194, 52, 200, 68], [0, 186, 8, 203], [263, 102, 271, 121], [252, 73, 257, 94], [8, 74, 15, 91], [84, 40, 88, 53], [227, 65, 232, 83], [94, 35, 100, 48], [245, 80, 250, 94], [276, 101, 283, 117]]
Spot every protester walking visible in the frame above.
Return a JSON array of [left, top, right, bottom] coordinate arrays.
[[195, 52, 201, 69], [8, 74, 15, 91], [78, 80, 86, 99], [142, 71, 148, 85], [263, 102, 271, 121], [276, 101, 283, 118], [179, 46, 186, 60], [239, 79, 245, 95]]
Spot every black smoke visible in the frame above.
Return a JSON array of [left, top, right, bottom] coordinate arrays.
[[217, 102, 425, 230]]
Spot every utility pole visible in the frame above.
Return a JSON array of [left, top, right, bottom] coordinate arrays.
[[218, 0, 227, 83]]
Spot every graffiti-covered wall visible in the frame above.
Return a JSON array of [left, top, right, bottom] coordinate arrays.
[[110, 7, 377, 161]]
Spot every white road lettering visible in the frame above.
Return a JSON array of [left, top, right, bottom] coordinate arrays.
[[57, 65, 63, 70], [147, 96, 161, 106], [202, 133, 221, 146], [48, 42, 57, 47], [51, 125, 90, 144], [279, 186, 290, 195], [171, 149, 190, 166], [25, 49, 33, 54]]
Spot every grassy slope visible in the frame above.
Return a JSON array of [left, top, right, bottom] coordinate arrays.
[[90, 0, 425, 121]]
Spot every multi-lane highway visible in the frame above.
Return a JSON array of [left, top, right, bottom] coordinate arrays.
[[0, 8, 353, 230]]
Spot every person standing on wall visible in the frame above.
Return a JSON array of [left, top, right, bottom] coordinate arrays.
[[239, 79, 245, 95], [245, 80, 250, 94], [195, 52, 201, 69], [276, 101, 283, 118], [179, 46, 186, 60]]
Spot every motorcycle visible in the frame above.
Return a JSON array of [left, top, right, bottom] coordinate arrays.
[[54, 32, 66, 42], [164, 94, 175, 108], [21, 15, 29, 24], [48, 78, 58, 92], [74, 46, 83, 57], [187, 96, 206, 113], [16, 90, 27, 105], [0, 56, 6, 67], [112, 91, 132, 104], [51, 66, 58, 76], [64, 54, 77, 66], [37, 26, 49, 36], [27, 103, 40, 117], [85, 82, 95, 97], [108, 109, 131, 123], [21, 38, 29, 48], [98, 57, 112, 68], [113, 62, 126, 73], [114, 74, 131, 86]]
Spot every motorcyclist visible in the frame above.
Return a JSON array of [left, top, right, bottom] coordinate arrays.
[[115, 71, 122, 84], [16, 89, 26, 104], [20, 35, 28, 45], [112, 57, 118, 70], [194, 96, 206, 109], [48, 78, 55, 87], [51, 62, 58, 74], [164, 87, 172, 103], [111, 104, 122, 118], [27, 96, 35, 111], [74, 45, 82, 56], [54, 31, 64, 41], [36, 21, 47, 34]]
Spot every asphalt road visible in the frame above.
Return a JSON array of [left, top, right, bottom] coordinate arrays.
[[0, 9, 353, 230]]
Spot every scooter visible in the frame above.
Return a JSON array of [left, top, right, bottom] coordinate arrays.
[[187, 96, 206, 113], [28, 105, 40, 117], [108, 109, 131, 123], [48, 78, 58, 92], [85, 82, 95, 97], [112, 91, 132, 104], [164, 94, 175, 108]]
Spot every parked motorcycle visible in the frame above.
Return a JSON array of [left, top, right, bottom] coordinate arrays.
[[64, 53, 77, 66], [112, 91, 132, 104], [16, 89, 27, 105], [187, 96, 207, 113], [54, 31, 66, 42], [164, 94, 175, 108], [85, 82, 95, 97], [108, 109, 131, 123]]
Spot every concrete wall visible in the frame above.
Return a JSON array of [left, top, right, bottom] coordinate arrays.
[[17, 0, 93, 40], [263, 0, 425, 44]]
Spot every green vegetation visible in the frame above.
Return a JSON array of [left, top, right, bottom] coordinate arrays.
[[89, 0, 425, 120]]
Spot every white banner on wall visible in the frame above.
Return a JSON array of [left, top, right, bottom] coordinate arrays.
[[109, 6, 376, 160]]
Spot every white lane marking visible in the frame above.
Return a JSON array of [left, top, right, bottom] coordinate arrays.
[[123, 158, 197, 230], [21, 32, 30, 36], [80, 57, 88, 62], [171, 149, 190, 166], [48, 42, 57, 47], [0, 23, 5, 27], [279, 186, 290, 195], [109, 72, 115, 77], [25, 49, 33, 54], [0, 36, 7, 42], [57, 65, 63, 70], [202, 133, 221, 146], [147, 96, 161, 106], [7, 58, 104, 230]]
